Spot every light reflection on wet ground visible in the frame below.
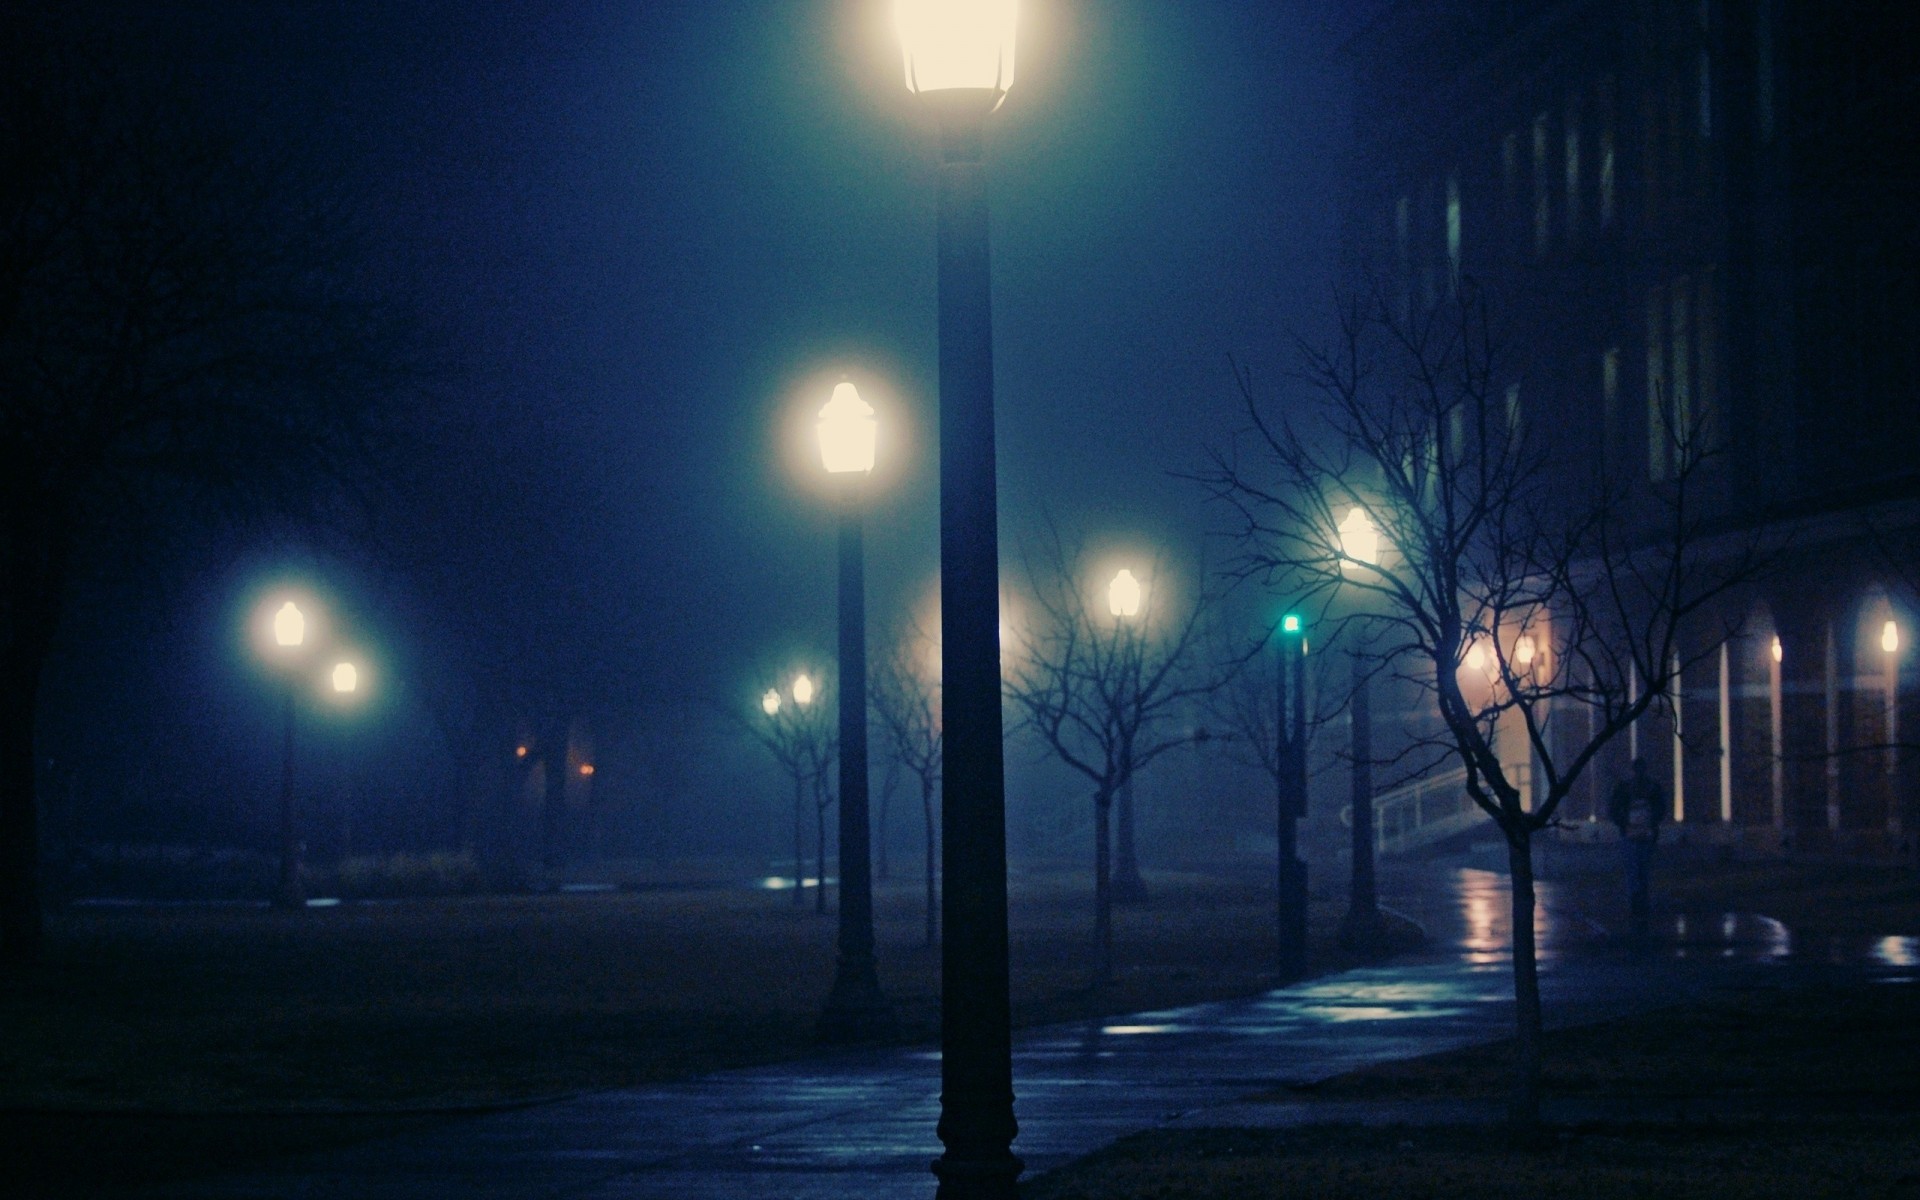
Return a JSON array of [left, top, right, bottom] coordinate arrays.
[[127, 865, 1917, 1200]]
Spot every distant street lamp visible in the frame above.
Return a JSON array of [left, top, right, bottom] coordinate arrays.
[[1336, 506, 1384, 951], [893, 0, 1022, 1192], [1109, 568, 1149, 904], [330, 660, 359, 695], [327, 658, 365, 862], [816, 380, 894, 1042], [266, 599, 311, 910]]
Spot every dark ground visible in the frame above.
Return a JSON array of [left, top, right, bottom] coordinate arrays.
[[2, 852, 1913, 1196]]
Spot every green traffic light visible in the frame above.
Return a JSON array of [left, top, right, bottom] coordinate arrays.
[[1281, 613, 1302, 634]]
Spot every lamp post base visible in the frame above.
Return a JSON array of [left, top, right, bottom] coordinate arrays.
[[817, 959, 896, 1043], [932, 1147, 1023, 1200], [1276, 854, 1308, 981]]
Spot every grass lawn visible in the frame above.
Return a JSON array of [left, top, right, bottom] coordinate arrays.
[[0, 868, 1413, 1113], [0, 866, 1412, 1194]]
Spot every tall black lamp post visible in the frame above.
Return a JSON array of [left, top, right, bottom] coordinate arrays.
[[892, 2, 1022, 1194], [1274, 612, 1309, 980], [816, 380, 895, 1041], [266, 598, 311, 911]]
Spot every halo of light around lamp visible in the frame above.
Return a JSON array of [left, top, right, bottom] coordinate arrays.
[[817, 381, 877, 475], [894, 0, 1017, 98]]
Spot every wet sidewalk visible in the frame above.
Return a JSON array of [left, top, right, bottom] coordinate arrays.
[[129, 868, 1912, 1199]]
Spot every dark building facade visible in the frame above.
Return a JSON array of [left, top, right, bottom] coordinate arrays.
[[1341, 1, 1920, 855]]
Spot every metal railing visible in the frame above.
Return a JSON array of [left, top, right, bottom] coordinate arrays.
[[1342, 764, 1485, 856]]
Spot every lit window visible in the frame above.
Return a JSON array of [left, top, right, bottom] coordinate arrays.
[[1505, 383, 1522, 442]]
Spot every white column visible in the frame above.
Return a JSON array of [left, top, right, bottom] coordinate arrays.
[[1769, 637, 1784, 830], [1719, 642, 1733, 823]]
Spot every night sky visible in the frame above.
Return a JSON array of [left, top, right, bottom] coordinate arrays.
[[34, 1, 1372, 859]]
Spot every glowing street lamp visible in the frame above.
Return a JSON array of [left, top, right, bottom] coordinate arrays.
[[1273, 610, 1309, 981], [818, 380, 878, 475], [792, 672, 816, 707], [894, 0, 1017, 99], [816, 380, 894, 1042], [261, 596, 313, 910], [1108, 568, 1148, 904], [330, 660, 359, 695], [894, 1, 1023, 1190], [1334, 506, 1387, 952], [762, 688, 783, 717]]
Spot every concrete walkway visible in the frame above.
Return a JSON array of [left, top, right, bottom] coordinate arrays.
[[130, 868, 1908, 1199]]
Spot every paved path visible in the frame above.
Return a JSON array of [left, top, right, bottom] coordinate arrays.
[[132, 868, 1910, 1199]]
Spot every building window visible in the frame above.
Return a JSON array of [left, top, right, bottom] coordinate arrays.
[[1603, 346, 1621, 472], [1647, 287, 1668, 481], [1564, 97, 1582, 242], [1418, 178, 1437, 312], [1599, 128, 1617, 227], [1697, 268, 1718, 450], [1501, 131, 1519, 214], [1505, 382, 1523, 442], [1446, 173, 1462, 289], [1532, 112, 1552, 257], [1672, 277, 1693, 449]]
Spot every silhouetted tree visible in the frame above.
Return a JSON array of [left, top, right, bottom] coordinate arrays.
[[1004, 523, 1218, 985], [872, 621, 941, 947], [743, 672, 834, 908], [1203, 282, 1760, 1131], [1, 41, 415, 960]]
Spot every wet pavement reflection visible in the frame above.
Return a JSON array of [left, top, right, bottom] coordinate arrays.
[[130, 867, 1917, 1200]]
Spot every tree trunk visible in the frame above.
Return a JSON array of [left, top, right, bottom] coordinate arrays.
[[815, 780, 829, 916], [1094, 789, 1113, 985], [922, 777, 939, 948], [1340, 657, 1380, 950], [1112, 774, 1149, 903], [875, 768, 892, 883], [1, 501, 66, 965], [0, 642, 46, 963], [793, 773, 807, 905], [1506, 826, 1543, 1135]]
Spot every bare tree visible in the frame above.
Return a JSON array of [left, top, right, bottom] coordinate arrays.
[[743, 673, 834, 909], [1202, 282, 1760, 1130], [1, 44, 417, 960], [1005, 523, 1219, 985], [872, 621, 942, 947]]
